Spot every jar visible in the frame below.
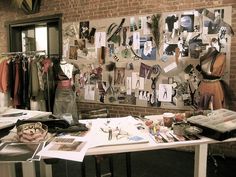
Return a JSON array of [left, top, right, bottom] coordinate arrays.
[[163, 112, 175, 127]]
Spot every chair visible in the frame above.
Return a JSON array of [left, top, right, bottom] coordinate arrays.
[[80, 108, 114, 177]]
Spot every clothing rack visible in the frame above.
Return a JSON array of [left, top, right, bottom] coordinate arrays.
[[1, 50, 53, 112], [1, 50, 46, 55]]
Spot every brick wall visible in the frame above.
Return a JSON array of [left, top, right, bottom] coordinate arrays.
[[0, 0, 236, 157]]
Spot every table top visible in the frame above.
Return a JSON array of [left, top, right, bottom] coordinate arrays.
[[1, 109, 236, 161], [0, 108, 52, 130], [83, 116, 236, 156]]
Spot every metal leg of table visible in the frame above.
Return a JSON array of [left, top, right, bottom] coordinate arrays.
[[109, 156, 114, 177], [15, 163, 23, 177], [40, 161, 53, 177], [126, 152, 131, 177], [81, 161, 86, 177], [94, 156, 102, 177], [194, 143, 208, 177], [1, 163, 16, 177], [22, 162, 36, 177]]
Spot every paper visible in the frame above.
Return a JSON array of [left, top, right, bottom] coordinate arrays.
[[63, 39, 69, 58], [131, 72, 139, 89], [84, 84, 95, 100], [141, 16, 151, 35], [163, 62, 177, 73], [139, 77, 144, 90], [37, 137, 89, 162], [158, 84, 172, 102], [90, 116, 149, 147], [126, 77, 132, 95], [0, 142, 45, 162], [133, 32, 140, 50], [95, 32, 106, 48]]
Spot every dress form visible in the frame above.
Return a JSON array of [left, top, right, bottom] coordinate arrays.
[[60, 59, 74, 79]]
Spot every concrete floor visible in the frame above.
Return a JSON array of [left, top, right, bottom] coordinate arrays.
[[51, 149, 236, 177]]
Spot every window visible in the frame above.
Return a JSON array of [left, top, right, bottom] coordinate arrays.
[[6, 14, 62, 58]]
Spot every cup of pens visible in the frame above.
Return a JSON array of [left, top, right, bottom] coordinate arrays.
[[163, 112, 175, 128]]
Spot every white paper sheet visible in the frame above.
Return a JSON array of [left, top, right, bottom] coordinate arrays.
[[84, 84, 95, 100], [131, 72, 139, 89], [158, 84, 172, 102], [95, 32, 106, 48], [89, 116, 149, 147], [132, 32, 140, 50], [163, 62, 177, 73], [126, 77, 132, 95], [141, 16, 151, 35], [37, 137, 89, 162]]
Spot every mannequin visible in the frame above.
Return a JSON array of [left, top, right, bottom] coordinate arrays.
[[198, 41, 226, 110], [53, 59, 78, 123]]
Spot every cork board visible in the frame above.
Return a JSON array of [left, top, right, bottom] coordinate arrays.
[[62, 6, 232, 109]]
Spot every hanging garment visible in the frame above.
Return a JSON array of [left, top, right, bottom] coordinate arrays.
[[20, 57, 30, 108], [8, 59, 15, 100], [0, 57, 9, 93], [198, 48, 226, 109], [13, 60, 21, 107]]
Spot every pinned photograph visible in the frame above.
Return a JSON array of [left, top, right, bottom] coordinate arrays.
[[79, 21, 90, 39], [130, 17, 138, 32], [139, 63, 152, 79], [140, 37, 156, 60], [69, 46, 78, 60], [180, 14, 194, 32], [114, 67, 125, 85], [165, 14, 179, 32], [49, 141, 86, 152]]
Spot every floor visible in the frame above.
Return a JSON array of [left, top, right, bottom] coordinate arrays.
[[51, 149, 236, 177]]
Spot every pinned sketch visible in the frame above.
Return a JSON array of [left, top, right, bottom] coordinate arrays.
[[132, 72, 139, 90], [84, 85, 95, 100], [63, 39, 69, 58], [133, 32, 140, 50], [95, 32, 106, 48], [126, 77, 132, 95], [158, 84, 172, 102]]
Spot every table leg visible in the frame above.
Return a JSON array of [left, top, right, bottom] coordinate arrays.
[[0, 163, 16, 177], [126, 152, 131, 177], [194, 143, 208, 177], [22, 162, 36, 177], [40, 161, 52, 177]]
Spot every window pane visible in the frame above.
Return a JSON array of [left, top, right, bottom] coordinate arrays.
[[35, 26, 48, 54]]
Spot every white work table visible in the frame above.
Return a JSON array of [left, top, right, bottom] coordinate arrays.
[[0, 110, 236, 177], [87, 135, 236, 177], [0, 108, 52, 177]]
